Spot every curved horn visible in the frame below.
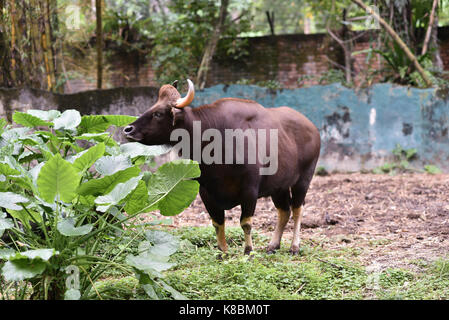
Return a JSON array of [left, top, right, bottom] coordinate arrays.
[[175, 79, 195, 108]]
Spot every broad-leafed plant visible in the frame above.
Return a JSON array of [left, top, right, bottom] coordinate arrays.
[[0, 109, 199, 300]]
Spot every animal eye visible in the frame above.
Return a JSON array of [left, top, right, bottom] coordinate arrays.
[[153, 112, 162, 118]]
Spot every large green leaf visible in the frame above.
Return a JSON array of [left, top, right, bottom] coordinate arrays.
[[5, 158, 36, 191], [147, 159, 200, 216], [103, 115, 137, 127], [37, 153, 80, 203], [53, 109, 81, 130], [159, 280, 187, 300], [0, 248, 15, 260], [12, 112, 50, 128], [29, 162, 45, 186], [124, 180, 150, 215], [0, 212, 14, 234], [27, 109, 61, 121], [77, 166, 141, 196], [125, 254, 175, 273], [78, 115, 110, 134], [78, 115, 136, 134], [0, 162, 21, 176], [1, 127, 31, 145], [94, 154, 132, 176], [6, 209, 42, 229], [9, 248, 56, 261], [95, 176, 141, 212], [2, 259, 47, 281], [141, 283, 158, 300], [75, 133, 117, 147], [119, 143, 170, 159], [2, 248, 58, 281], [145, 230, 179, 257], [57, 218, 93, 236], [0, 192, 29, 210], [73, 143, 105, 173]]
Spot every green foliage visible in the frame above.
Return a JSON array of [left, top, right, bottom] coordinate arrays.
[[424, 164, 442, 174], [368, 0, 444, 87], [166, 227, 366, 299], [255, 80, 282, 90], [318, 69, 347, 85], [37, 153, 80, 203], [375, 259, 449, 299], [0, 109, 200, 300], [315, 166, 329, 176], [373, 144, 444, 175], [373, 144, 418, 174], [150, 0, 252, 84], [231, 79, 283, 90], [163, 227, 449, 300], [296, 69, 349, 87]]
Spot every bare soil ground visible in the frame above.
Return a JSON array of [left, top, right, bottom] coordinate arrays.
[[150, 173, 449, 271]]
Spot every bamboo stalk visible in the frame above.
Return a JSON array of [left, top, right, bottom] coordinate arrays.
[[41, 33, 52, 90], [30, 0, 44, 87], [96, 0, 103, 89], [50, 0, 63, 92], [351, 0, 433, 87], [42, 0, 56, 91], [10, 0, 18, 84]]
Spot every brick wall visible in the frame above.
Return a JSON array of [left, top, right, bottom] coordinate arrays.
[[210, 33, 342, 88], [65, 27, 449, 93]]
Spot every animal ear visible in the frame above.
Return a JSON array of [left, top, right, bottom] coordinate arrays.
[[171, 107, 184, 126], [171, 80, 178, 89]]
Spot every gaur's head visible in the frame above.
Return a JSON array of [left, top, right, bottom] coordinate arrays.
[[123, 79, 195, 145]]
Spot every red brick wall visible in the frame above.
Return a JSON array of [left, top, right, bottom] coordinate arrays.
[[65, 27, 449, 93]]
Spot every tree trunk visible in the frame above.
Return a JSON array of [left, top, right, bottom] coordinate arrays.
[[432, 15, 443, 71], [0, 0, 11, 86], [421, 0, 438, 56], [19, 0, 32, 85], [9, 0, 18, 85], [96, 0, 103, 89], [341, 9, 352, 84], [42, 0, 56, 91], [266, 11, 275, 36], [195, 0, 229, 90], [351, 0, 433, 87], [30, 0, 44, 88], [50, 0, 63, 93]]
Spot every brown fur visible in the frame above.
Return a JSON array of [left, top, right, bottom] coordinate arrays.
[[124, 86, 321, 254]]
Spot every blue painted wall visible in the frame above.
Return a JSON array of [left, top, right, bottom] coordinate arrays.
[[193, 83, 449, 172]]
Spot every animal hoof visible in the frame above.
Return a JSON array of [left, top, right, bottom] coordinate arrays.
[[266, 244, 280, 254], [289, 245, 300, 255], [216, 252, 228, 260]]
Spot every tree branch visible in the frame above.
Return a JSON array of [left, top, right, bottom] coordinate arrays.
[[351, 0, 433, 87], [196, 0, 229, 90], [421, 0, 438, 56], [266, 11, 275, 36]]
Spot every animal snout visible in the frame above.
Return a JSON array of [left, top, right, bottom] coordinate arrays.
[[123, 125, 135, 135]]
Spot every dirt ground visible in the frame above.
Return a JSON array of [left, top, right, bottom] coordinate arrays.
[[152, 173, 449, 271]]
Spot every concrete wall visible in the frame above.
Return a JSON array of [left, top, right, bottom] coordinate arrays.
[[194, 83, 449, 172], [1, 83, 448, 172]]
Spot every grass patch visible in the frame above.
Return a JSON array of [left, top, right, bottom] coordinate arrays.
[[74, 226, 449, 300], [374, 259, 449, 299], [166, 226, 368, 299], [164, 227, 449, 300]]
